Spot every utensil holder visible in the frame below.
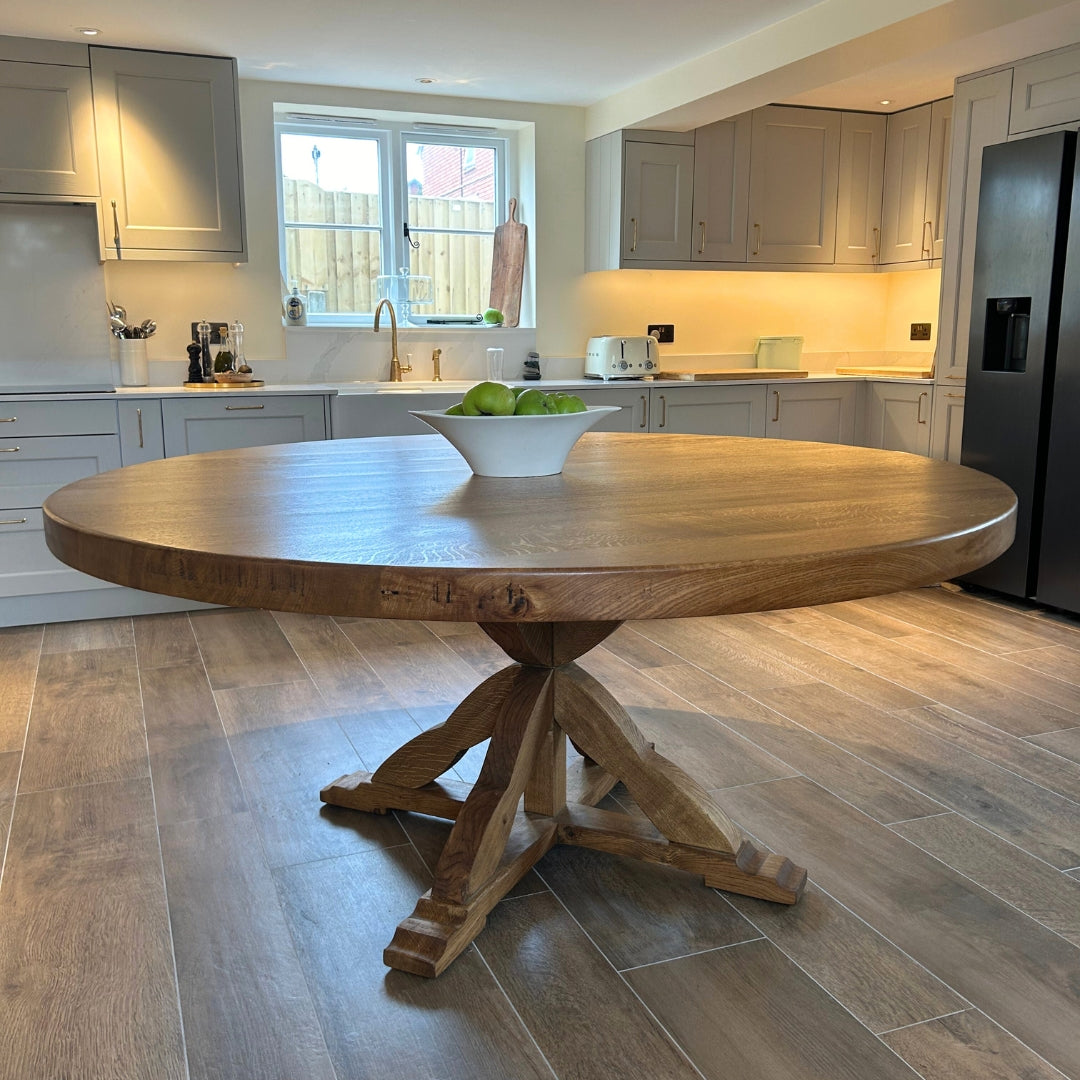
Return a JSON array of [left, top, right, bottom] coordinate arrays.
[[118, 338, 149, 386]]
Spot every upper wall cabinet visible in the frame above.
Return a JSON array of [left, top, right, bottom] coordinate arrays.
[[748, 106, 840, 264], [691, 115, 751, 262], [1010, 45, 1080, 134], [0, 39, 99, 198], [90, 47, 246, 261], [835, 111, 886, 265]]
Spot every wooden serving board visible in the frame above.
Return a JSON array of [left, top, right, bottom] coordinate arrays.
[[488, 198, 526, 327], [658, 370, 809, 381], [835, 366, 932, 378]]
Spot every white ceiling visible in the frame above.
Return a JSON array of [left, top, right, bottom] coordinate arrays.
[[5, 0, 1080, 127]]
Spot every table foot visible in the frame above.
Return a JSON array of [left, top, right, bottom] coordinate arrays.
[[321, 621, 807, 976]]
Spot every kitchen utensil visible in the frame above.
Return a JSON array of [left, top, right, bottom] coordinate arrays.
[[488, 198, 526, 328], [113, 304, 127, 323]]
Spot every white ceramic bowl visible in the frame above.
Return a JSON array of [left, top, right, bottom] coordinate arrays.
[[410, 406, 620, 476]]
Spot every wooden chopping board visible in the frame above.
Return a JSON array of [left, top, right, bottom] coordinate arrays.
[[488, 198, 526, 327], [658, 370, 809, 381], [835, 365, 932, 378]]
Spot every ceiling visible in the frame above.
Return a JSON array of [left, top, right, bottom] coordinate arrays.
[[4, 0, 1080, 129]]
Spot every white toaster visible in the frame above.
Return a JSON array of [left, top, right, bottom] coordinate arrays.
[[584, 336, 659, 379]]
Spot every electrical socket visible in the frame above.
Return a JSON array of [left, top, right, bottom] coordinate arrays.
[[910, 322, 932, 341], [648, 323, 675, 343], [190, 320, 231, 345]]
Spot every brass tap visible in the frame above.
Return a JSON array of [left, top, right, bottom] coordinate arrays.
[[373, 299, 411, 381], [431, 348, 443, 381]]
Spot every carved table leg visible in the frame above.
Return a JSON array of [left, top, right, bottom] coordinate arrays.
[[321, 620, 806, 977]]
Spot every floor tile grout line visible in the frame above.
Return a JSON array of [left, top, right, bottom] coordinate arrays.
[[616, 935, 767, 974], [886, 810, 955, 826], [875, 1007, 972, 1036]]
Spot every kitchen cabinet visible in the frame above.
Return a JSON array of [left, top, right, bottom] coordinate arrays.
[[765, 381, 858, 443], [929, 386, 965, 462], [935, 71, 1013, 383], [585, 130, 694, 270], [118, 400, 164, 465], [863, 381, 932, 455], [648, 384, 766, 435], [567, 387, 646, 431], [1009, 45, 1080, 134], [835, 112, 886, 265], [162, 394, 327, 456], [90, 47, 246, 260], [879, 98, 952, 265], [0, 56, 99, 197], [747, 106, 841, 264], [691, 115, 751, 262]]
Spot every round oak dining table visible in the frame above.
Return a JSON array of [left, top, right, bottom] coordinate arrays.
[[43, 431, 1016, 977]]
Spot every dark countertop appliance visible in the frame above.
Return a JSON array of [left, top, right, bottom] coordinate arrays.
[[960, 130, 1080, 614]]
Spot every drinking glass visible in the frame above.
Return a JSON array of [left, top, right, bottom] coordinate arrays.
[[486, 347, 504, 381]]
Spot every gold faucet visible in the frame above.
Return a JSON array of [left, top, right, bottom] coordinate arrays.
[[431, 348, 443, 381], [373, 299, 411, 381]]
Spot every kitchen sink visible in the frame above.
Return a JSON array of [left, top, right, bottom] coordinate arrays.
[[342, 380, 475, 394]]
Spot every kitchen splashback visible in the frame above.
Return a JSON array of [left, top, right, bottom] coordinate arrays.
[[0, 202, 114, 389]]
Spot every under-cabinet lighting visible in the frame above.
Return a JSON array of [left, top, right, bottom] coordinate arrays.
[[75, 26, 101, 35], [879, 99, 892, 105]]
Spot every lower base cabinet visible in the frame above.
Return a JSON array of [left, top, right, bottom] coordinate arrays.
[[929, 384, 965, 461], [863, 382, 932, 454], [162, 395, 328, 455], [649, 385, 766, 435], [764, 381, 858, 443]]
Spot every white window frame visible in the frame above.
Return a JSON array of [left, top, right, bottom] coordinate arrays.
[[275, 114, 510, 327]]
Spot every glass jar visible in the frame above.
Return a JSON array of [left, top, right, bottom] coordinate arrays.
[[214, 326, 235, 373]]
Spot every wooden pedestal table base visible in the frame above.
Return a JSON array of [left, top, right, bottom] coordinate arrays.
[[320, 621, 807, 978]]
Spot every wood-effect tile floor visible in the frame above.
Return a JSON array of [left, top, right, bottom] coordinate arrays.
[[0, 584, 1078, 1080]]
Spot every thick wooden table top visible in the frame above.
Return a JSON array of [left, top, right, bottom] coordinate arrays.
[[43, 433, 1017, 623]]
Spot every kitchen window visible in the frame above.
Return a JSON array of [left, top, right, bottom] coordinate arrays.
[[275, 114, 509, 326]]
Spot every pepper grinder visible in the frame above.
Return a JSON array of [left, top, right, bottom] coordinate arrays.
[[197, 319, 213, 381], [185, 342, 204, 384]]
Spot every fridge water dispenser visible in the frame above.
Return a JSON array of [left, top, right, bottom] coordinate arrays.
[[983, 297, 1031, 372]]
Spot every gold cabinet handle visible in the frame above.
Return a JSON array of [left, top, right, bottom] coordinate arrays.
[[225, 404, 265, 411], [872, 226, 880, 261], [698, 220, 707, 255], [922, 220, 933, 258], [0, 446, 20, 452], [944, 392, 965, 399], [752, 223, 761, 257], [630, 217, 638, 253], [917, 391, 928, 424], [772, 389, 781, 422], [136, 407, 144, 448], [0, 416, 15, 423], [0, 516, 27, 525], [639, 395, 648, 429], [659, 394, 667, 429], [111, 199, 122, 259], [945, 374, 965, 380]]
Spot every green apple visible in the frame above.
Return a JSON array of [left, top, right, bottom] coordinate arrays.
[[483, 307, 505, 325], [514, 388, 556, 415], [552, 393, 587, 414], [444, 402, 465, 415], [511, 386, 528, 399], [462, 381, 516, 416]]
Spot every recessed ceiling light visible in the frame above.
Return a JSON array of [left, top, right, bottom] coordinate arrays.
[[879, 99, 892, 106], [416, 77, 437, 85], [75, 27, 102, 36]]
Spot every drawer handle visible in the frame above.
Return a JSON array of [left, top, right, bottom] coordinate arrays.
[[225, 404, 265, 411], [659, 394, 667, 429], [917, 391, 928, 424], [944, 392, 964, 399], [639, 395, 648, 429], [0, 416, 15, 423], [0, 446, 20, 452], [945, 374, 964, 380], [137, 406, 144, 448], [0, 516, 28, 525], [630, 217, 638, 253], [772, 389, 781, 422]]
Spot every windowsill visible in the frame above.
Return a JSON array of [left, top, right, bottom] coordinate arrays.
[[283, 322, 536, 332]]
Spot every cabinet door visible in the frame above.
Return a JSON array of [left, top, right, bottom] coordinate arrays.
[[880, 104, 932, 264], [650, 385, 767, 436], [622, 141, 694, 262], [925, 98, 953, 262], [835, 112, 886, 265], [936, 71, 1013, 383], [91, 48, 245, 259], [929, 386, 965, 461], [864, 383, 931, 455], [765, 381, 857, 444], [0, 61, 98, 196], [748, 106, 840, 264], [162, 396, 327, 457], [1010, 46, 1080, 134], [570, 388, 647, 432], [118, 400, 164, 465], [691, 115, 751, 262]]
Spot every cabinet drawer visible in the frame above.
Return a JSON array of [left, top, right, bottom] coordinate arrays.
[[162, 396, 327, 456], [0, 434, 121, 509], [0, 399, 117, 436], [0, 506, 109, 599]]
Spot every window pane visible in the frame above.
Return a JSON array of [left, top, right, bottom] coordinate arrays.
[[285, 226, 383, 315], [409, 230, 494, 317], [280, 133, 381, 226], [406, 142, 495, 207]]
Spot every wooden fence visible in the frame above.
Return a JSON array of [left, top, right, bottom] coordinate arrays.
[[283, 179, 495, 315]]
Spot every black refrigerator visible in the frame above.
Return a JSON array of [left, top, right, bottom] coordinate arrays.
[[960, 129, 1080, 614]]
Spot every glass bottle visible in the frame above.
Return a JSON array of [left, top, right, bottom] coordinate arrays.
[[214, 326, 235, 373], [230, 319, 249, 372]]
